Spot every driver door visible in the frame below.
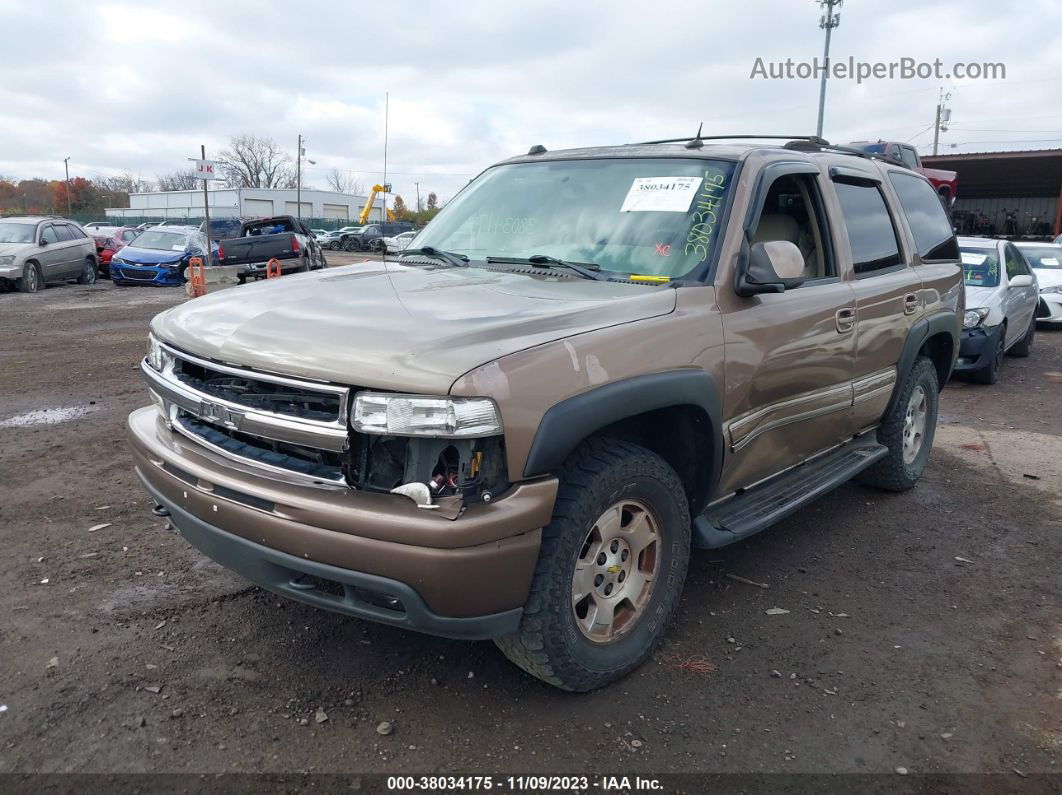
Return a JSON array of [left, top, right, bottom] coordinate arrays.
[[37, 224, 66, 280]]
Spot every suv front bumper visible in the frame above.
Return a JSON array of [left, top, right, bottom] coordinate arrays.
[[954, 323, 1004, 372], [128, 406, 556, 639]]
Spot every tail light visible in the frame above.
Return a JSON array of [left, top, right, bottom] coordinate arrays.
[[217, 242, 226, 260], [291, 234, 300, 254]]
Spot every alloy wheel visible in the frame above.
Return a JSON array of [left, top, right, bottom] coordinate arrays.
[[572, 499, 660, 643], [902, 384, 928, 464]]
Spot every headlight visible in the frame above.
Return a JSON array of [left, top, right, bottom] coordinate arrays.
[[1041, 285, 1062, 295], [0, 255, 15, 267], [352, 393, 502, 437], [963, 308, 989, 329], [147, 335, 163, 371]]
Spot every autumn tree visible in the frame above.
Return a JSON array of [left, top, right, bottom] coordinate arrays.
[[391, 195, 409, 219], [216, 134, 295, 188], [54, 177, 99, 214]]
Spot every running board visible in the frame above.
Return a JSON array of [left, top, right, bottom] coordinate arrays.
[[693, 437, 888, 549]]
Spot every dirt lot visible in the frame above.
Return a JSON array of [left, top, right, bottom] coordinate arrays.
[[1, 266, 1060, 780]]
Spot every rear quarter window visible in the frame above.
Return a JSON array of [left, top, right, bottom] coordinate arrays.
[[887, 172, 959, 261], [832, 181, 903, 275]]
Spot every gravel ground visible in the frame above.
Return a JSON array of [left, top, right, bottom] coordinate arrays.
[[0, 271, 1060, 780]]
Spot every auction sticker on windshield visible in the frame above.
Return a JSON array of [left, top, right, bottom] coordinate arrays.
[[620, 176, 702, 213]]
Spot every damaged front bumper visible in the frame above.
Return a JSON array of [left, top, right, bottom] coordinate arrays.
[[128, 406, 557, 639]]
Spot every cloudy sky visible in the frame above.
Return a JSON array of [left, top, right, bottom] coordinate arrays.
[[1, 0, 1060, 203]]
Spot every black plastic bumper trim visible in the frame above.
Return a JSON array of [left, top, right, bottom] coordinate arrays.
[[137, 471, 523, 641]]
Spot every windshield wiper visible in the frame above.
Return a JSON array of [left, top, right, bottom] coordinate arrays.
[[486, 254, 609, 282], [398, 247, 468, 267]]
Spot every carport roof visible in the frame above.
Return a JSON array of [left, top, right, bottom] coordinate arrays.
[[921, 149, 1062, 199]]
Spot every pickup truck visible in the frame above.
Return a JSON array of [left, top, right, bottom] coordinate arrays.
[[130, 135, 962, 691], [847, 140, 958, 204], [215, 215, 327, 282]]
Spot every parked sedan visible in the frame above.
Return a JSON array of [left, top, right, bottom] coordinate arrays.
[[955, 237, 1039, 384], [320, 226, 363, 250], [0, 216, 98, 293], [110, 226, 212, 287], [381, 230, 416, 253], [92, 227, 140, 277], [1015, 241, 1062, 326]]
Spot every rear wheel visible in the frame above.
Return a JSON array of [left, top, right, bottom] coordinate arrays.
[[17, 262, 41, 293], [494, 438, 690, 691], [858, 355, 939, 492], [76, 257, 97, 285]]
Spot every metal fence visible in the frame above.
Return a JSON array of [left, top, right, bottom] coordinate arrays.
[[54, 212, 375, 231]]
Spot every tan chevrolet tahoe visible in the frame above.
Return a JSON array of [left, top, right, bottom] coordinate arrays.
[[129, 135, 962, 691]]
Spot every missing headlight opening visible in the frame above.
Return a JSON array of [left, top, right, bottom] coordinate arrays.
[[345, 433, 509, 504]]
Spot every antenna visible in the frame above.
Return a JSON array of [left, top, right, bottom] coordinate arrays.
[[685, 122, 705, 149]]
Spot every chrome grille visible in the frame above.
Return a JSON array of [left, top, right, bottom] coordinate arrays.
[[142, 341, 351, 487]]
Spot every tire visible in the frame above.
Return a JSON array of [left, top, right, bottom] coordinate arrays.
[[17, 262, 42, 293], [76, 257, 98, 285], [857, 355, 939, 492], [320, 255, 328, 269], [1008, 316, 1035, 357], [970, 328, 1006, 385], [328, 241, 340, 251], [494, 438, 691, 692]]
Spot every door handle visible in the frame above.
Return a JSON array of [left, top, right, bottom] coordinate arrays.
[[903, 293, 920, 315], [835, 307, 856, 333]]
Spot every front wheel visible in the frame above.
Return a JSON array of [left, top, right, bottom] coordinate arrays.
[[970, 328, 1006, 385], [1008, 316, 1035, 357], [328, 241, 340, 251], [494, 438, 690, 692], [858, 355, 939, 492], [18, 263, 41, 293]]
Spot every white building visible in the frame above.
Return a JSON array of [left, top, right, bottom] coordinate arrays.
[[105, 187, 384, 222]]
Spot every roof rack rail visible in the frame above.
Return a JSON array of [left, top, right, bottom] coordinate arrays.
[[785, 139, 905, 165], [631, 133, 831, 146]]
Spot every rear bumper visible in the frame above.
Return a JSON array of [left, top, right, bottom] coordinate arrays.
[[127, 406, 555, 638], [954, 323, 1003, 372]]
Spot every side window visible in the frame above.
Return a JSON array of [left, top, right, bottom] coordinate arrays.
[[122, 230, 138, 242], [832, 181, 903, 276], [898, 146, 920, 170], [40, 225, 59, 244], [749, 173, 833, 282], [68, 225, 87, 239], [54, 225, 75, 242], [1005, 245, 1029, 279], [888, 171, 959, 261]]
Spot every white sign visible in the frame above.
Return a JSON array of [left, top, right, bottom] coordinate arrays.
[[620, 176, 702, 213], [961, 252, 988, 266], [193, 159, 220, 181]]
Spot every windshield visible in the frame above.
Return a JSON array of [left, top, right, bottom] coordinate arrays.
[[961, 246, 1000, 287], [0, 223, 37, 243], [130, 230, 190, 251], [1018, 246, 1062, 270], [411, 158, 736, 279]]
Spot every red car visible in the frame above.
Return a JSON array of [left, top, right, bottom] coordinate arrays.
[[92, 227, 140, 276]]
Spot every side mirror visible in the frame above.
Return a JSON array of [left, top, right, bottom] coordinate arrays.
[[39, 238, 49, 246], [1009, 274, 1034, 288], [736, 240, 806, 296]]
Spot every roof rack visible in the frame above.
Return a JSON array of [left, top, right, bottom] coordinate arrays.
[[632, 133, 831, 147], [784, 139, 905, 165], [631, 131, 906, 166]]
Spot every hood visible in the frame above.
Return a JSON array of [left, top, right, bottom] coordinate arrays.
[[964, 283, 1001, 310], [1034, 268, 1062, 289], [116, 245, 185, 265], [0, 242, 32, 257], [151, 261, 677, 394]]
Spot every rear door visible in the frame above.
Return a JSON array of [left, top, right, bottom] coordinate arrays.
[[51, 223, 81, 275], [825, 165, 924, 429]]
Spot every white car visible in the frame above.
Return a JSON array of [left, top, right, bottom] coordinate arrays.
[[955, 237, 1039, 384], [1015, 241, 1062, 326], [381, 230, 416, 253]]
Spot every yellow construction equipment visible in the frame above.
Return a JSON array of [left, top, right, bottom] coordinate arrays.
[[359, 183, 394, 225]]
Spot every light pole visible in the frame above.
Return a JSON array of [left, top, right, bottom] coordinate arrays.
[[932, 88, 952, 156], [296, 134, 304, 220], [415, 181, 421, 214], [815, 0, 842, 138], [63, 156, 72, 217]]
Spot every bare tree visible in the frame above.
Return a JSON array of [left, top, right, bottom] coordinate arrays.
[[155, 170, 200, 191], [94, 170, 153, 194], [216, 134, 295, 188], [325, 169, 363, 195]]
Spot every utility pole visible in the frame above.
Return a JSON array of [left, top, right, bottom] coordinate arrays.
[[815, 0, 842, 139], [382, 92, 389, 222], [63, 156, 72, 217], [296, 133, 303, 220], [201, 145, 211, 256], [415, 181, 421, 213], [932, 88, 952, 155]]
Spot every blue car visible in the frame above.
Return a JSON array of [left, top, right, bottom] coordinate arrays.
[[110, 226, 214, 286]]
